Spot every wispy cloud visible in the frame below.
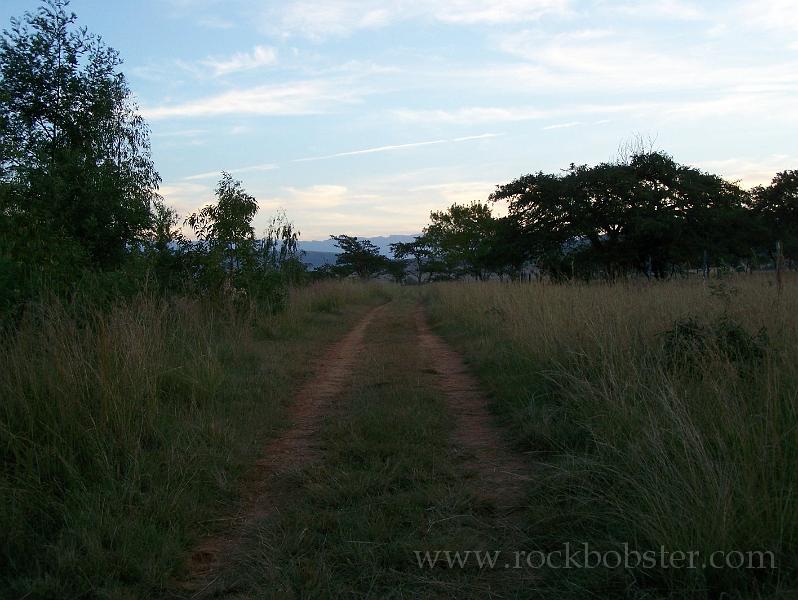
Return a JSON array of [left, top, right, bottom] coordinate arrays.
[[142, 80, 362, 119], [613, 0, 706, 21], [542, 121, 581, 130], [294, 139, 448, 162], [181, 134, 501, 185], [184, 163, 279, 181], [293, 133, 502, 162], [264, 0, 571, 39], [201, 45, 277, 76], [393, 106, 551, 123], [693, 154, 796, 188], [393, 89, 798, 125], [738, 0, 798, 35], [452, 132, 505, 141]]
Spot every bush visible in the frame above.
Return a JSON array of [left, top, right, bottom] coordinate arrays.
[[661, 314, 769, 370]]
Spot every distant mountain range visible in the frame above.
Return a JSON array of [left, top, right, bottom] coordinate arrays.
[[298, 235, 419, 257]]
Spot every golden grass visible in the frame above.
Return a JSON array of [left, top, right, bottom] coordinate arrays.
[[425, 274, 797, 598]]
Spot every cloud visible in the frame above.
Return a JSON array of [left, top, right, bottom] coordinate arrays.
[[201, 45, 278, 76], [142, 80, 362, 119], [410, 180, 498, 205], [692, 155, 796, 189], [293, 133, 502, 163], [431, 0, 571, 25], [184, 163, 279, 181], [392, 88, 798, 125], [256, 176, 505, 239], [264, 0, 571, 38], [159, 182, 215, 232], [738, 0, 798, 35], [272, 185, 351, 209], [542, 121, 581, 130], [613, 0, 706, 21], [294, 139, 448, 162], [393, 106, 552, 123], [452, 133, 505, 141]]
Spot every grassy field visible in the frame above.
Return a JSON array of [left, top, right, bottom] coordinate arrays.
[[2, 275, 795, 599], [424, 275, 797, 598], [0, 281, 389, 599]]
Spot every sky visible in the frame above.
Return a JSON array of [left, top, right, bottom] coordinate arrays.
[[1, 0, 797, 239]]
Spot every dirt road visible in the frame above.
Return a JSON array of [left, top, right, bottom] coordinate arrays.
[[181, 298, 532, 598]]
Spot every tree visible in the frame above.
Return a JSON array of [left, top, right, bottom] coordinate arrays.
[[424, 202, 496, 279], [256, 210, 305, 285], [492, 151, 751, 279], [753, 171, 798, 262], [143, 197, 186, 292], [186, 172, 258, 290], [384, 258, 407, 283], [330, 234, 387, 279], [390, 236, 435, 284], [0, 0, 160, 269]]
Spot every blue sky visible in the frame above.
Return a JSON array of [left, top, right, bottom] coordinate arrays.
[[2, 0, 797, 239]]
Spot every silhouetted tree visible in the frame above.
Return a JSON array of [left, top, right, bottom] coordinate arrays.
[[492, 151, 751, 279], [424, 201, 495, 279], [330, 234, 387, 279], [186, 172, 258, 291], [0, 0, 159, 270], [390, 236, 435, 284], [753, 171, 798, 262]]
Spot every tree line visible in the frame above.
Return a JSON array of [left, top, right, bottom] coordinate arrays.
[[2, 1, 796, 316], [0, 1, 304, 320], [329, 153, 796, 283]]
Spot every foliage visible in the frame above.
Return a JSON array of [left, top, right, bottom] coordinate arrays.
[[184, 173, 304, 307], [330, 234, 388, 279], [753, 170, 798, 260], [0, 0, 159, 271], [661, 314, 769, 371], [423, 201, 496, 279], [489, 151, 759, 280], [390, 236, 435, 284]]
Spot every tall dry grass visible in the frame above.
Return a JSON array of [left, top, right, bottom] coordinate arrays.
[[426, 275, 797, 598], [0, 280, 388, 598]]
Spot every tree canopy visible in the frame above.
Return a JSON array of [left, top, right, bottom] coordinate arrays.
[[0, 0, 159, 270], [330, 234, 387, 279]]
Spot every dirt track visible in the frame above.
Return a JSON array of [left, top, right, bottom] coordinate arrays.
[[184, 303, 386, 587], [182, 300, 530, 593], [415, 305, 530, 515]]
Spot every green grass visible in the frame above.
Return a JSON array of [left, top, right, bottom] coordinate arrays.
[[424, 275, 798, 598], [197, 296, 532, 599], [0, 281, 389, 599]]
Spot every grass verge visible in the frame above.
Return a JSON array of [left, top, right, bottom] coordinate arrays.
[[0, 281, 389, 599], [424, 275, 797, 599]]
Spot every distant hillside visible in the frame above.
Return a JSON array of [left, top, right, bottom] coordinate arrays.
[[301, 250, 338, 269], [299, 235, 419, 257]]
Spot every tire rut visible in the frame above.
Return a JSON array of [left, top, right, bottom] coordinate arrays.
[[415, 304, 530, 516]]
